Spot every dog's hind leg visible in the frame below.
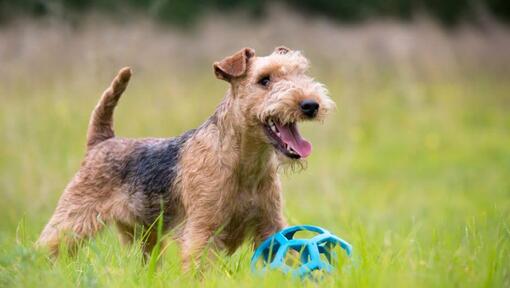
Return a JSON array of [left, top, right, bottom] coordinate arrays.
[[37, 197, 107, 257], [36, 185, 124, 257], [115, 221, 135, 246]]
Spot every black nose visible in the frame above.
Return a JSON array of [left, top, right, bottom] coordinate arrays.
[[300, 99, 319, 118]]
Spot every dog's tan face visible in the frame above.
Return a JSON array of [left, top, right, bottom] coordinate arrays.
[[214, 47, 335, 160]]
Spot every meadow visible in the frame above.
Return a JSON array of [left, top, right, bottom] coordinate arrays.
[[0, 12, 509, 287]]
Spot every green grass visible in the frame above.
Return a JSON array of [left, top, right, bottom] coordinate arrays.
[[1, 59, 509, 287]]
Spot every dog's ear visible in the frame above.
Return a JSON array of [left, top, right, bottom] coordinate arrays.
[[214, 48, 255, 82], [274, 46, 291, 55]]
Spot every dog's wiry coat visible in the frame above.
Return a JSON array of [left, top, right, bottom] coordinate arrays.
[[37, 47, 334, 269]]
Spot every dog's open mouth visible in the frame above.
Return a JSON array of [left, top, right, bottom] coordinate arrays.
[[263, 119, 312, 159]]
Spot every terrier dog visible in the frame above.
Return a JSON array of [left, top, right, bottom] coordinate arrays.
[[37, 46, 334, 268]]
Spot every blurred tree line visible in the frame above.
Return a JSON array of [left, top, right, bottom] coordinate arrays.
[[0, 0, 508, 26]]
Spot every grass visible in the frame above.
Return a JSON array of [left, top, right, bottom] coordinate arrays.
[[1, 16, 510, 287]]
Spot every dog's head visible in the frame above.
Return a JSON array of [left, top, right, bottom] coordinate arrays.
[[213, 46, 335, 160]]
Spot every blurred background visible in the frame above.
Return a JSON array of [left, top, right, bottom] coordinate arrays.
[[0, 1, 509, 287]]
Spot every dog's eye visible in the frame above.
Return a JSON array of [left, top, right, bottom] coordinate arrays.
[[257, 75, 271, 87]]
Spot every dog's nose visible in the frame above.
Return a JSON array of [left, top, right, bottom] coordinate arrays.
[[300, 99, 319, 118]]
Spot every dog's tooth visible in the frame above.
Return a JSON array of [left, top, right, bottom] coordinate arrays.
[[272, 121, 279, 133], [271, 123, 277, 133]]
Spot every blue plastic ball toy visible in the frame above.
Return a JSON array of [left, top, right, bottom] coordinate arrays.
[[251, 225, 352, 278]]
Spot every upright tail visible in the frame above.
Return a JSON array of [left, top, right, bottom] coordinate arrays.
[[86, 67, 132, 149]]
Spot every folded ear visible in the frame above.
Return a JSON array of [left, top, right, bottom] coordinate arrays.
[[214, 48, 255, 82]]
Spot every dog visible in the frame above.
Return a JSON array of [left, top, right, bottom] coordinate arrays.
[[37, 46, 334, 269]]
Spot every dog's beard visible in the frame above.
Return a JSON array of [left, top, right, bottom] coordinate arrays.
[[276, 154, 307, 174]]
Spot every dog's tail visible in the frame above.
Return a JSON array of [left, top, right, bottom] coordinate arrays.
[[86, 67, 132, 149]]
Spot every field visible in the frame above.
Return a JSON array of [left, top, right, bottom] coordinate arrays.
[[1, 12, 510, 287]]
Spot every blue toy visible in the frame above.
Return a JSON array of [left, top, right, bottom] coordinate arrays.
[[251, 225, 352, 278]]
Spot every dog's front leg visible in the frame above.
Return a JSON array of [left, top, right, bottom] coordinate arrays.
[[179, 219, 223, 272], [253, 213, 287, 249]]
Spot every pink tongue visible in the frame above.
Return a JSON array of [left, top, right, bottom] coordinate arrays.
[[276, 122, 312, 158]]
